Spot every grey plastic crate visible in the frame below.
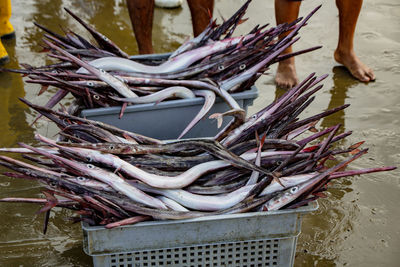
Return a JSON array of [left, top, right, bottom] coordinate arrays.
[[82, 201, 318, 267], [79, 87, 258, 140]]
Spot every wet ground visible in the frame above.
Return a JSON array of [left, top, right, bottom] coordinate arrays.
[[0, 0, 399, 266]]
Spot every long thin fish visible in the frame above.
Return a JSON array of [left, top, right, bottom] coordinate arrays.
[[262, 149, 368, 211], [178, 90, 216, 139], [64, 8, 129, 58], [76, 35, 254, 75], [43, 39, 137, 98], [37, 134, 274, 182], [111, 86, 196, 104], [18, 143, 168, 210]]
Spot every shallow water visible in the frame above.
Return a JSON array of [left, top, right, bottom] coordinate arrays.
[[0, 0, 399, 266]]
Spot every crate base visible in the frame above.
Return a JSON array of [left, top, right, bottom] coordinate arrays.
[[91, 237, 298, 267]]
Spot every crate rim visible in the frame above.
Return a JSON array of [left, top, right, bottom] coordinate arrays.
[[80, 86, 258, 117]]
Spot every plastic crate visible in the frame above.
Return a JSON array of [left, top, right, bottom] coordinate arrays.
[[80, 86, 258, 140], [82, 201, 318, 267]]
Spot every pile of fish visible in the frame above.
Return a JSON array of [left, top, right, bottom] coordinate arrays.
[[1, 0, 320, 138], [0, 73, 395, 230]]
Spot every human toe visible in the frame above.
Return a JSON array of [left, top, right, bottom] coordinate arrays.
[[366, 68, 376, 81]]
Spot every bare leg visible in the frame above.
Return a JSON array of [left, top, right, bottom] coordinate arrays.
[[126, 0, 155, 54], [334, 0, 375, 82], [274, 0, 301, 89], [187, 0, 214, 36]]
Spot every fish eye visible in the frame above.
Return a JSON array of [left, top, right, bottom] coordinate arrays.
[[251, 114, 257, 119], [109, 145, 115, 150], [50, 181, 57, 187], [77, 176, 86, 181], [93, 95, 100, 100], [86, 156, 92, 162], [276, 161, 283, 165], [239, 64, 246, 70], [290, 186, 298, 193], [99, 69, 106, 73], [218, 65, 224, 71], [87, 81, 94, 86], [87, 164, 95, 169]]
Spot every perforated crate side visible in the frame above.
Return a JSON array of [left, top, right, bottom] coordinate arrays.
[[79, 87, 258, 140], [91, 237, 298, 267]]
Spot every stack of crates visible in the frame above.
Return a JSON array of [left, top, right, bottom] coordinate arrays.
[[79, 53, 318, 267]]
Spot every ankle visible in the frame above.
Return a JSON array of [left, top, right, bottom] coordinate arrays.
[[334, 47, 355, 61], [278, 57, 295, 68]]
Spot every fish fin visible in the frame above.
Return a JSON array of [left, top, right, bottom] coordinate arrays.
[[36, 191, 58, 214], [43, 210, 50, 235], [262, 206, 268, 211], [349, 149, 361, 155], [236, 36, 245, 49], [313, 192, 327, 198], [209, 113, 224, 128], [113, 166, 122, 174], [38, 85, 49, 96], [348, 142, 364, 155], [207, 8, 213, 20], [122, 133, 137, 143], [309, 126, 318, 133], [302, 145, 319, 152], [119, 103, 127, 119], [255, 131, 260, 145], [272, 174, 285, 187], [260, 132, 267, 148], [349, 141, 365, 150], [237, 18, 249, 25]]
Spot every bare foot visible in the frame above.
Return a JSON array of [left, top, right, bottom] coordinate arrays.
[[334, 49, 375, 82], [275, 59, 299, 89]]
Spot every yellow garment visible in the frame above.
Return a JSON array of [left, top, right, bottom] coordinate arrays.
[[0, 0, 14, 38], [0, 40, 9, 64], [0, 0, 13, 64]]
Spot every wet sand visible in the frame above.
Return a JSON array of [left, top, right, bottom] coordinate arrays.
[[0, 0, 399, 266]]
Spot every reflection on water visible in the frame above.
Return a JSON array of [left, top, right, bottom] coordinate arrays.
[[319, 66, 359, 135], [0, 38, 34, 148], [0, 20, 91, 266], [293, 67, 361, 266], [271, 67, 358, 266]]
